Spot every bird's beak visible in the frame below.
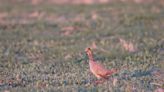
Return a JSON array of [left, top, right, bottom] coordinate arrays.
[[85, 49, 88, 52]]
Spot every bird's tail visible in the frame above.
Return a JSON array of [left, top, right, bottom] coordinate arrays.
[[107, 68, 118, 75], [107, 65, 128, 76]]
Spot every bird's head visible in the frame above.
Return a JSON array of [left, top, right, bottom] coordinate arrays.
[[85, 48, 92, 56], [85, 47, 91, 52]]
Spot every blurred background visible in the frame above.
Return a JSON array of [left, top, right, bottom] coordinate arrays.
[[0, 0, 164, 92], [1, 0, 162, 4]]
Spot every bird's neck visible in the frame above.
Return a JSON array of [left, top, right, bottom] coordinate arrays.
[[87, 52, 94, 62]]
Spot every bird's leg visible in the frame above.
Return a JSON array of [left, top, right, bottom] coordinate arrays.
[[89, 72, 94, 84], [93, 79, 106, 85], [107, 79, 114, 92]]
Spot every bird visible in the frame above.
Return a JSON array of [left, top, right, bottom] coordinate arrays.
[[85, 48, 117, 84]]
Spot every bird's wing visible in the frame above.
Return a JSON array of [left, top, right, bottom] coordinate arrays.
[[93, 62, 109, 75], [93, 62, 116, 78]]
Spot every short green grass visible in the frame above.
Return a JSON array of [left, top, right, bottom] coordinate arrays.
[[0, 1, 164, 92]]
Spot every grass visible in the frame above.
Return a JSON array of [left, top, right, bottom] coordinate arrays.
[[0, 1, 164, 92]]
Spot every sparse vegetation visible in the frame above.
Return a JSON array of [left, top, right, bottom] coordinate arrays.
[[0, 0, 164, 92]]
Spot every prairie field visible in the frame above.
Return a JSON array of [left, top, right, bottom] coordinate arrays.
[[0, 0, 164, 92]]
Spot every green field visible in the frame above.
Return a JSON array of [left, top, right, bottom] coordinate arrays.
[[0, 1, 164, 92]]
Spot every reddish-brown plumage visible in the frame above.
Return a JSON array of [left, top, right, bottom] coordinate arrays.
[[85, 48, 117, 79]]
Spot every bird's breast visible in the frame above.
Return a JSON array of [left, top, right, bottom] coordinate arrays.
[[89, 61, 102, 79]]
